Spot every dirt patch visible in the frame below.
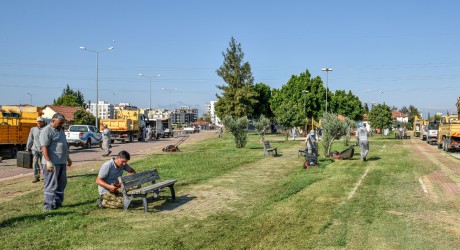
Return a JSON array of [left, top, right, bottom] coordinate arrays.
[[159, 143, 299, 219], [411, 139, 460, 198]]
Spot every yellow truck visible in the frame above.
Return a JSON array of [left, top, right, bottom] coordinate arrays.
[[413, 116, 422, 137], [100, 108, 146, 143], [0, 106, 42, 158], [437, 98, 460, 151]]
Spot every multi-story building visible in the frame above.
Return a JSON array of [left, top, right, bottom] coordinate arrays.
[[171, 106, 198, 126], [88, 101, 114, 119], [210, 101, 221, 125]]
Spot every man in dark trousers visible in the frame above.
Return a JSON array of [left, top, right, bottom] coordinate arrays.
[[40, 113, 72, 210], [26, 116, 45, 183]]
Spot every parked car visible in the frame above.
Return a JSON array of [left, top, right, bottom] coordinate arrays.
[[65, 125, 102, 149], [183, 126, 200, 134], [163, 128, 173, 138]]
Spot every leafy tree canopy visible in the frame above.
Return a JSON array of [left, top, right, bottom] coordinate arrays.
[[329, 90, 364, 121], [73, 108, 96, 125], [215, 37, 258, 118], [270, 70, 326, 127], [53, 84, 85, 107], [368, 103, 392, 130], [252, 83, 273, 118]]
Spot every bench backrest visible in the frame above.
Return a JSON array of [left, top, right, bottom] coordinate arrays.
[[263, 141, 271, 149], [118, 169, 160, 190]]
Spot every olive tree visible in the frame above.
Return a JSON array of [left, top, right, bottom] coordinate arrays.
[[222, 116, 249, 148], [253, 114, 270, 143]]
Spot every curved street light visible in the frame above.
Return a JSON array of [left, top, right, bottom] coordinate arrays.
[[80, 44, 114, 129], [138, 74, 161, 110]]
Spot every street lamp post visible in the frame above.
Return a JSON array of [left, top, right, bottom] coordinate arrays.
[[138, 74, 160, 110], [26, 92, 33, 105], [322, 67, 333, 113], [80, 45, 114, 129], [303, 90, 309, 133]]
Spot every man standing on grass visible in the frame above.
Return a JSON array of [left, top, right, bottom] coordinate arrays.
[[40, 113, 72, 210], [26, 116, 45, 183], [305, 129, 318, 155], [96, 150, 136, 209], [101, 124, 111, 156], [356, 122, 369, 161]]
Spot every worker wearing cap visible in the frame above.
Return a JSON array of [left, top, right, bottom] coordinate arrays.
[[26, 116, 45, 183], [356, 122, 369, 161], [305, 129, 318, 155], [102, 124, 111, 156], [40, 113, 72, 210]]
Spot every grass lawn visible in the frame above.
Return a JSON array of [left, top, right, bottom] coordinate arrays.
[[1, 133, 459, 249]]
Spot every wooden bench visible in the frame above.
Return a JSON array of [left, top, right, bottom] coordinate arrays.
[[118, 169, 176, 212], [263, 141, 278, 156]]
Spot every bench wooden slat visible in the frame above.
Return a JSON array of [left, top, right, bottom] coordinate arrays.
[[127, 179, 177, 195], [120, 169, 159, 182]]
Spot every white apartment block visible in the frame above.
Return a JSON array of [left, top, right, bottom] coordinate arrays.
[[210, 101, 221, 125], [88, 101, 114, 119]]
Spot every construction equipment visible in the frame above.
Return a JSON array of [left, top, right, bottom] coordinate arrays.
[[162, 135, 188, 152], [100, 107, 146, 143], [413, 116, 422, 137], [0, 106, 42, 159], [436, 97, 460, 151]]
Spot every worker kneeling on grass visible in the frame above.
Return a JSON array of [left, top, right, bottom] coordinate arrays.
[[96, 150, 136, 208]]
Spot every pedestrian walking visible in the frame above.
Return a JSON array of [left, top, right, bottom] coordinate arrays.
[[26, 116, 45, 183], [102, 124, 111, 156], [39, 113, 72, 210], [356, 122, 369, 161], [218, 126, 223, 138], [146, 125, 152, 141]]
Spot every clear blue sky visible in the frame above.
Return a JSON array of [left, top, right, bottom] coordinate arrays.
[[1, 1, 459, 117]]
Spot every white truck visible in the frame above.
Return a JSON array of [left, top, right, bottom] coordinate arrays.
[[426, 121, 439, 145], [65, 125, 103, 149]]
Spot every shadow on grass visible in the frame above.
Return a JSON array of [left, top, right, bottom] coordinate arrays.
[[154, 194, 196, 211], [0, 211, 74, 228], [367, 156, 381, 161]]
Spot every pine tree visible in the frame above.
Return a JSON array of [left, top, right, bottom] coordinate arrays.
[[215, 37, 258, 118]]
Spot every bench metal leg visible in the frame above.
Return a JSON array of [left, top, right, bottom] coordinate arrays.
[[142, 197, 149, 212], [168, 185, 176, 200], [122, 195, 132, 211]]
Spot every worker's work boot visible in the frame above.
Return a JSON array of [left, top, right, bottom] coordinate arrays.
[[32, 176, 40, 183]]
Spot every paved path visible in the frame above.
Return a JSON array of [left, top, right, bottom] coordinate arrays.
[[0, 130, 216, 182]]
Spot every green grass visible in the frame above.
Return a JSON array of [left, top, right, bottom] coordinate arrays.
[[1, 133, 460, 249]]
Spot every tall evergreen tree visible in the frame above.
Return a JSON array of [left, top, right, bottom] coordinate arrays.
[[215, 37, 258, 118]]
